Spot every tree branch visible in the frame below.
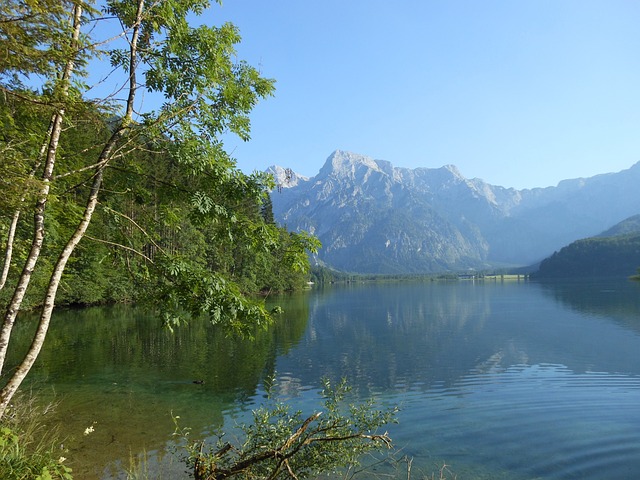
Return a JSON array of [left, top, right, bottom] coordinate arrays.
[[0, 85, 58, 107], [84, 235, 154, 263], [194, 410, 392, 480], [100, 205, 166, 257]]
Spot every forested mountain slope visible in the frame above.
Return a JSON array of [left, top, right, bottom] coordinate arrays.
[[534, 216, 640, 278]]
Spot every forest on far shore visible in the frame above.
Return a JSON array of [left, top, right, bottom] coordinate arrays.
[[533, 233, 640, 279]]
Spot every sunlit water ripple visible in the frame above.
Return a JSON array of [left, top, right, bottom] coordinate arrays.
[[394, 363, 640, 479]]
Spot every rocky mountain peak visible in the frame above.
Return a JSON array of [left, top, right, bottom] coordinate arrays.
[[269, 152, 640, 274], [265, 165, 309, 189], [317, 150, 384, 179]]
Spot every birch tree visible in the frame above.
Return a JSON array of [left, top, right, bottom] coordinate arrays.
[[0, 0, 303, 419]]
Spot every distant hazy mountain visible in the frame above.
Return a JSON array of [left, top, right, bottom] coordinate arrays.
[[534, 215, 640, 278], [269, 150, 640, 274], [596, 214, 640, 238]]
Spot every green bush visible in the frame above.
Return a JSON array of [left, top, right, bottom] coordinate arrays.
[[173, 378, 397, 479], [0, 395, 72, 480]]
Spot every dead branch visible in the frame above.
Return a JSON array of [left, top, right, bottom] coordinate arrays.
[[84, 235, 153, 263], [193, 410, 392, 480], [100, 205, 165, 257]]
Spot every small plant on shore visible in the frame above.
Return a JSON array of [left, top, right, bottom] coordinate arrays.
[[173, 378, 397, 479], [406, 458, 457, 480], [0, 392, 72, 479]]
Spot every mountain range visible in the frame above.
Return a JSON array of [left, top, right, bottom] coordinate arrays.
[[268, 150, 640, 274]]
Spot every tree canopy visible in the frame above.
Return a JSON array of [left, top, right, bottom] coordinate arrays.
[[0, 0, 319, 419]]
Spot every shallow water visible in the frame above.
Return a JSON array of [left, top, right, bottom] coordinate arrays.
[[7, 278, 640, 478]]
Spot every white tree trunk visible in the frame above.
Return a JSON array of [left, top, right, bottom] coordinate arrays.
[[0, 5, 83, 376], [0, 168, 103, 418], [0, 210, 20, 292], [0, 119, 54, 294], [0, 0, 145, 418]]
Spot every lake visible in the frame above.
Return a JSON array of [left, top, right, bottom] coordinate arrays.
[[7, 277, 640, 479]]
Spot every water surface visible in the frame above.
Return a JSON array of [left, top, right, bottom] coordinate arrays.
[[7, 278, 640, 478]]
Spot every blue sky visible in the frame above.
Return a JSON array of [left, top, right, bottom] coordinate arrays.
[[202, 1, 640, 189]]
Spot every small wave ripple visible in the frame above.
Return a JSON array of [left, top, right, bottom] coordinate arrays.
[[394, 364, 640, 479]]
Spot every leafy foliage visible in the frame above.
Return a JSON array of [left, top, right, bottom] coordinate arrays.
[[0, 0, 319, 422], [174, 378, 396, 480], [0, 0, 95, 85], [0, 0, 318, 310]]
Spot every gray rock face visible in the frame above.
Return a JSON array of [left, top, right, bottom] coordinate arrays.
[[269, 150, 640, 273]]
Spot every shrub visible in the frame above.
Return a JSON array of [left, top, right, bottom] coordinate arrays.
[[0, 393, 72, 480]]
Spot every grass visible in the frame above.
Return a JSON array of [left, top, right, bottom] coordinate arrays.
[[0, 390, 72, 480]]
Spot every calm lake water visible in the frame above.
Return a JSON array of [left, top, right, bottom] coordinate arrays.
[[7, 278, 640, 479]]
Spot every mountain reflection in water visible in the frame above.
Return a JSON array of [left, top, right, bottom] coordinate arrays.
[[7, 278, 640, 479]]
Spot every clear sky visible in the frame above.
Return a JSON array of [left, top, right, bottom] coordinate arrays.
[[204, 1, 640, 189]]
